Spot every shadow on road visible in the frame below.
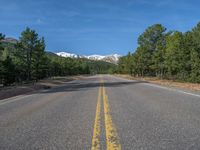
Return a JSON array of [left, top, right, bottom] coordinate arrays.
[[40, 79, 147, 94]]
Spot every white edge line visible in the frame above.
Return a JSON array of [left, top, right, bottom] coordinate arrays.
[[0, 95, 32, 106], [143, 83, 200, 98], [112, 75, 200, 98], [0, 77, 83, 106]]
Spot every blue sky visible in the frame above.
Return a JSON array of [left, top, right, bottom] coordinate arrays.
[[0, 0, 200, 55]]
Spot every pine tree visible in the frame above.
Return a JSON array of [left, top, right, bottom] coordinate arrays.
[[32, 37, 46, 81], [15, 27, 45, 82], [189, 22, 200, 82], [164, 31, 186, 79], [0, 33, 5, 84], [2, 56, 15, 86], [137, 24, 167, 76]]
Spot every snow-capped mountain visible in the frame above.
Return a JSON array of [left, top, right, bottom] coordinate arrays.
[[55, 52, 121, 64], [85, 55, 106, 60], [56, 52, 78, 58], [102, 54, 121, 64]]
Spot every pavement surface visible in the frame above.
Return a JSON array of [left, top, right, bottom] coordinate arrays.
[[1, 75, 200, 150]]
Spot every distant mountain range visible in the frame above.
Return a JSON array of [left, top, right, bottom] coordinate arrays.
[[56, 52, 121, 64], [1, 37, 121, 64], [1, 37, 18, 44]]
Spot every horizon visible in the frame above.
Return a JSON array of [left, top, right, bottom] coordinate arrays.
[[1, 0, 200, 55], [56, 51, 121, 57]]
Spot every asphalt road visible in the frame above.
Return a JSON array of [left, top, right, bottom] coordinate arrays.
[[1, 75, 200, 150]]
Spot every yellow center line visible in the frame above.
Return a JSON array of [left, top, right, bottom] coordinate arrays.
[[102, 82, 121, 150], [91, 86, 102, 150], [91, 78, 121, 150]]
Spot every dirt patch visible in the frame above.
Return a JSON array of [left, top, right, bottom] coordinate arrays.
[[0, 76, 84, 100], [115, 74, 200, 92]]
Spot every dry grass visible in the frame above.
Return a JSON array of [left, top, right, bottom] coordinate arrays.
[[115, 74, 200, 92]]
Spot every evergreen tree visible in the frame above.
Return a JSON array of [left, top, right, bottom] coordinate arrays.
[[32, 37, 46, 81], [137, 24, 167, 76], [117, 22, 200, 82], [15, 27, 45, 82], [16, 28, 39, 81], [2, 56, 15, 86], [0, 33, 5, 84], [190, 23, 200, 82], [165, 32, 184, 79]]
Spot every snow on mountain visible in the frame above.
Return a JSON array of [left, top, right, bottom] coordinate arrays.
[[85, 55, 105, 60], [55, 52, 121, 64], [102, 54, 121, 63], [56, 52, 78, 58]]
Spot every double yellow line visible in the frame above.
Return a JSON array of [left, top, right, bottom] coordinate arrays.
[[91, 79, 121, 150]]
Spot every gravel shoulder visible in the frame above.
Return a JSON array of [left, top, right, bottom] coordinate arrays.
[[115, 74, 200, 92]]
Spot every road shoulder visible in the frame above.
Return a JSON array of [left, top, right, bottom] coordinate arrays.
[[0, 76, 84, 101], [114, 74, 200, 97]]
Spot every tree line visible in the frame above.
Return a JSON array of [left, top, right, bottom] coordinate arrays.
[[118, 23, 200, 83], [0, 28, 116, 86]]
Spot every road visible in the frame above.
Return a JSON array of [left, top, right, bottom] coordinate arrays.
[[1, 75, 200, 150]]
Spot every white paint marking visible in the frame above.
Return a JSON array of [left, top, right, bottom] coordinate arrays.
[[113, 75, 200, 98], [0, 95, 31, 106], [143, 83, 200, 98], [0, 78, 84, 106]]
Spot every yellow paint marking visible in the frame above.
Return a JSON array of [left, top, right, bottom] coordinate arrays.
[[91, 78, 121, 150], [91, 86, 102, 150], [102, 83, 121, 150]]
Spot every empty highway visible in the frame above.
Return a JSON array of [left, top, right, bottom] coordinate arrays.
[[1, 75, 200, 150]]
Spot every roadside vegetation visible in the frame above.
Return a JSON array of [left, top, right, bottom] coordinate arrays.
[[118, 23, 200, 83], [2, 22, 200, 87], [0, 28, 117, 87]]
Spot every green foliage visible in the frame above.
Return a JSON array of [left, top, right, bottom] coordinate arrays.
[[118, 52, 134, 75], [0, 29, 116, 86], [45, 55, 116, 77], [32, 37, 46, 81], [165, 32, 184, 77], [118, 23, 200, 83], [0, 33, 5, 59], [137, 24, 167, 76], [1, 56, 15, 86], [189, 23, 200, 82], [15, 27, 43, 81]]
